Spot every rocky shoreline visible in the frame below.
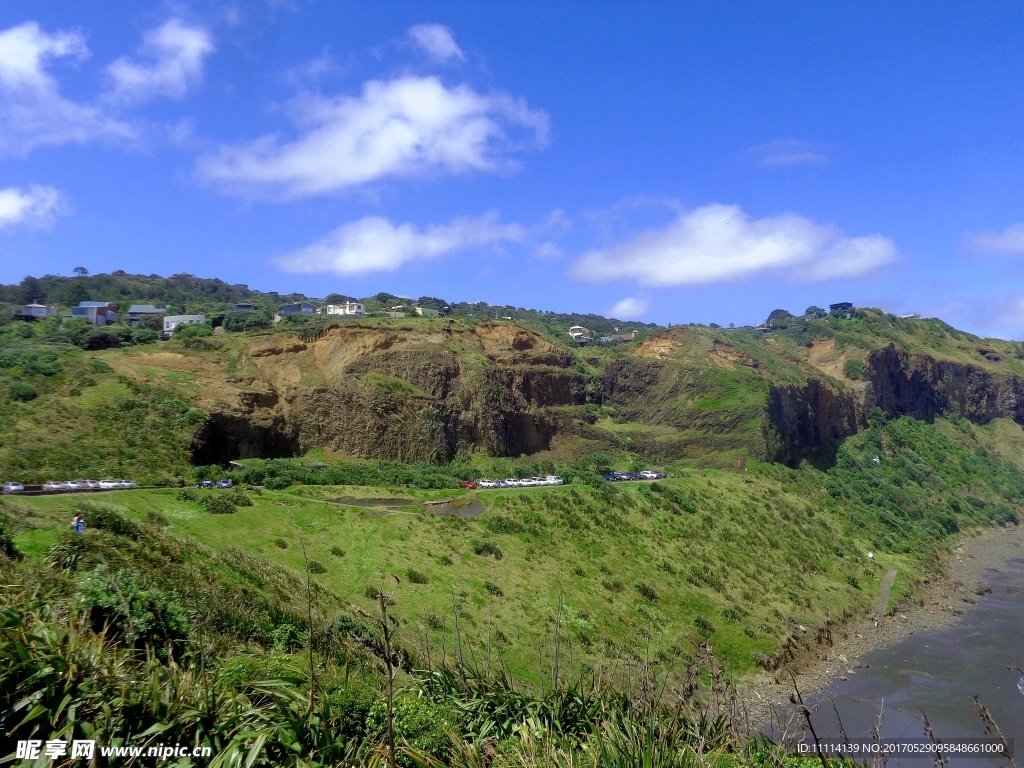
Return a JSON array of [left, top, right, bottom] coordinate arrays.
[[740, 523, 1024, 729]]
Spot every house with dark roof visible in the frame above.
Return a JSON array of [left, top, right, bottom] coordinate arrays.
[[126, 304, 167, 326]]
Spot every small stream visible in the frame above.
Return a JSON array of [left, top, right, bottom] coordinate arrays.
[[800, 556, 1024, 765]]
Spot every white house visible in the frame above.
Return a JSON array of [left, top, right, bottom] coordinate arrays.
[[12, 303, 57, 320], [568, 326, 594, 346], [414, 306, 439, 317], [164, 314, 206, 332], [71, 302, 118, 326], [319, 302, 365, 317]]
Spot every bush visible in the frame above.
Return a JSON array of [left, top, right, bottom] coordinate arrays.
[[635, 582, 658, 602], [0, 516, 21, 559], [223, 311, 272, 332], [177, 488, 199, 502], [273, 538, 288, 549], [201, 495, 236, 515], [174, 323, 213, 339], [845, 574, 861, 589], [844, 359, 864, 380], [366, 694, 463, 763], [486, 515, 524, 534], [7, 382, 37, 402], [330, 545, 345, 557], [81, 503, 141, 538], [131, 328, 159, 345], [406, 567, 428, 584], [90, 359, 112, 373], [308, 560, 327, 574], [364, 584, 381, 600], [264, 476, 292, 491], [694, 615, 715, 636], [224, 489, 253, 507], [472, 541, 503, 560], [270, 623, 303, 651], [438, 555, 453, 566], [484, 580, 503, 596], [602, 578, 624, 593]]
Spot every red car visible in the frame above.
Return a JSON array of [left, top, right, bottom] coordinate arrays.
[[461, 480, 477, 489]]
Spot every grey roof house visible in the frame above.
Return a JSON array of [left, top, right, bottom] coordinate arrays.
[[126, 304, 167, 326]]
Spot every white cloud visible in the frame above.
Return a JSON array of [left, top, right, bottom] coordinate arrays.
[[747, 139, 828, 167], [105, 19, 214, 104], [196, 76, 548, 199], [407, 24, 464, 63], [0, 22, 133, 157], [533, 241, 564, 259], [962, 224, 1024, 255], [608, 297, 649, 318], [277, 211, 527, 274], [0, 185, 68, 231], [571, 203, 896, 287]]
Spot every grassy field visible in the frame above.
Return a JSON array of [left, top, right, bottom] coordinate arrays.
[[12, 470, 882, 686]]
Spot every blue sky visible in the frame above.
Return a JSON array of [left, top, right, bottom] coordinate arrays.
[[2, 1, 1024, 336]]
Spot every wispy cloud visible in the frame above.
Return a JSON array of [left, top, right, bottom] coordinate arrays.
[[607, 297, 649, 318], [197, 76, 548, 199], [571, 203, 896, 287], [746, 139, 828, 167], [276, 211, 527, 274], [0, 185, 69, 231], [407, 24, 465, 63], [962, 223, 1024, 256], [0, 22, 134, 158], [104, 19, 214, 105]]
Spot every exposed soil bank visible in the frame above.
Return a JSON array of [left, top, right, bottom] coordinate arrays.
[[742, 523, 1024, 728]]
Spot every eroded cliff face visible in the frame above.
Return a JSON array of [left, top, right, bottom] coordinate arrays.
[[189, 324, 588, 464], [863, 344, 1024, 424], [184, 324, 1024, 468]]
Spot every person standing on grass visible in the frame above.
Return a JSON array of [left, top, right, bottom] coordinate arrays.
[[71, 514, 85, 533]]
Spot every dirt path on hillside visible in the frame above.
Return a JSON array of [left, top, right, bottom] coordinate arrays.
[[872, 568, 898, 614]]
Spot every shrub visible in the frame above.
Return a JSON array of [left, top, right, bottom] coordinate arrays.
[[177, 488, 199, 502], [406, 567, 429, 584], [174, 323, 213, 339], [438, 555, 453, 566], [7, 382, 37, 402], [81, 503, 141, 538], [572, 565, 586, 578], [308, 560, 327, 574], [145, 509, 169, 526], [264, 476, 292, 491], [90, 359, 112, 373], [635, 582, 659, 602], [486, 515, 524, 534], [484, 580, 503, 597], [337, 614, 376, 641], [425, 613, 444, 629], [201, 495, 236, 515], [602, 578, 625, 593], [693, 615, 715, 636], [0, 516, 21, 559], [224, 489, 253, 507], [366, 694, 463, 763], [270, 623, 303, 651], [844, 359, 864, 380], [845, 574, 861, 589], [472, 541, 503, 560], [330, 545, 345, 557], [223, 310, 272, 332], [273, 538, 288, 549], [364, 584, 381, 600]]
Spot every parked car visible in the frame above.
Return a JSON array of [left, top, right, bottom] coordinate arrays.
[[2, 482, 24, 494], [43, 481, 65, 492], [639, 470, 666, 479], [63, 480, 84, 491], [460, 480, 476, 489], [159, 332, 171, 341], [600, 473, 618, 482], [197, 480, 214, 489], [98, 479, 121, 489], [214, 479, 234, 488], [477, 480, 498, 489], [545, 475, 564, 485], [121, 479, 137, 489], [82, 480, 101, 489]]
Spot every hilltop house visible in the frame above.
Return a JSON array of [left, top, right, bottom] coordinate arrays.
[[568, 326, 594, 346], [12, 303, 57, 321], [414, 306, 439, 317], [126, 304, 167, 326], [320, 302, 365, 317], [274, 302, 317, 322], [229, 303, 258, 312], [610, 330, 637, 342], [829, 302, 853, 314], [164, 314, 206, 332], [71, 302, 118, 326]]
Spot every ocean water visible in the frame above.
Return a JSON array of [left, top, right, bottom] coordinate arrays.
[[801, 556, 1024, 765]]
